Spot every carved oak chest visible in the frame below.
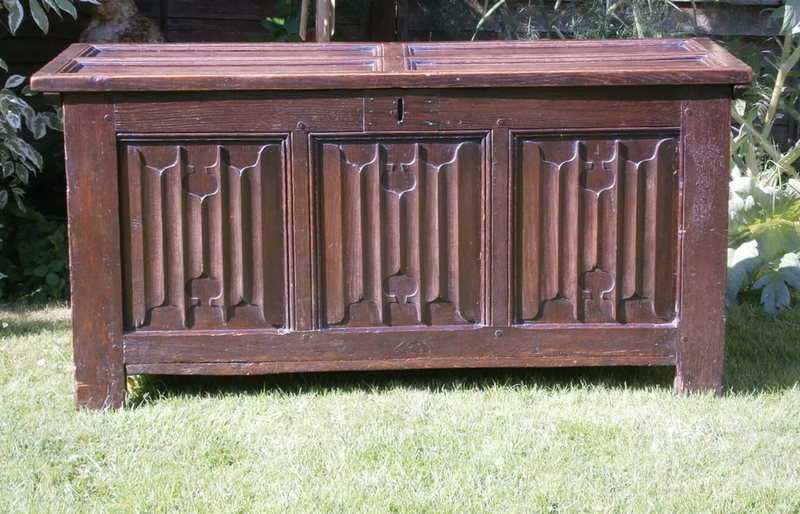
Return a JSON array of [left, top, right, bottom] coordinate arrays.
[[32, 39, 751, 408]]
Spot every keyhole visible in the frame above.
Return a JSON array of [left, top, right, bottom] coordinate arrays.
[[396, 97, 404, 123]]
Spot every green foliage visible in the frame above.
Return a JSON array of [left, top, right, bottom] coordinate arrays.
[[261, 0, 303, 42], [1, 0, 95, 298], [0, 205, 68, 301], [1, 0, 87, 35], [0, 74, 61, 210], [1, 0, 91, 212], [727, 7, 800, 314], [727, 178, 800, 313]]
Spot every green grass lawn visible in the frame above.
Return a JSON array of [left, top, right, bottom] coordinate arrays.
[[1, 303, 799, 513]]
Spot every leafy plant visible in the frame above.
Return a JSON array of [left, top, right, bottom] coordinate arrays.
[[2, 0, 82, 34], [0, 70, 61, 210], [1, 0, 94, 211], [727, 177, 800, 313], [0, 205, 69, 301], [726, 2, 800, 314], [1, 0, 95, 297]]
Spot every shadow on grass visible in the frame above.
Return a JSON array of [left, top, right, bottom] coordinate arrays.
[[0, 318, 72, 337], [0, 302, 71, 337], [127, 365, 676, 408]]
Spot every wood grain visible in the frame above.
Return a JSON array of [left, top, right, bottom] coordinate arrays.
[[314, 136, 486, 327], [674, 88, 731, 395], [118, 137, 288, 331], [123, 325, 678, 365], [63, 94, 126, 409], [513, 132, 679, 324], [31, 39, 751, 92]]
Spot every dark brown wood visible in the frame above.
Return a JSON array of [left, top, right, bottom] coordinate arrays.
[[122, 325, 677, 364], [367, 0, 408, 42], [291, 127, 315, 330], [113, 92, 365, 133], [364, 88, 684, 131], [32, 40, 749, 408], [315, 135, 485, 328], [31, 39, 751, 93], [513, 132, 679, 324], [674, 87, 731, 395], [63, 94, 126, 409]]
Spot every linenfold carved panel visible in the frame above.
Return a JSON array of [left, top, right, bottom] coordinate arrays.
[[315, 136, 485, 328], [119, 139, 287, 330], [513, 133, 679, 324]]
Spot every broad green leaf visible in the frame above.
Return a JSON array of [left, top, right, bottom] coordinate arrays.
[[15, 162, 29, 184], [752, 219, 800, 263], [40, 0, 64, 17], [1, 162, 13, 179], [5, 0, 24, 34], [1, 91, 37, 120], [6, 111, 21, 130], [726, 240, 761, 307], [5, 136, 43, 169], [0, 57, 7, 72], [41, 110, 62, 131], [28, 0, 50, 33], [0, 190, 7, 210], [753, 270, 792, 314], [12, 186, 25, 210], [752, 252, 800, 313], [4, 75, 25, 89], [25, 113, 47, 139], [52, 0, 76, 17], [45, 272, 60, 286]]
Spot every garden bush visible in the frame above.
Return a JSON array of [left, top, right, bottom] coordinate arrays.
[[1, 0, 91, 301], [726, 4, 800, 313], [0, 205, 68, 301]]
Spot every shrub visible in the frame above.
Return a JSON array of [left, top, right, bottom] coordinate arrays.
[[1, 0, 94, 300], [0, 206, 68, 301], [726, 5, 800, 313]]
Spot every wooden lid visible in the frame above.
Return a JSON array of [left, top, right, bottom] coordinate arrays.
[[31, 38, 751, 93]]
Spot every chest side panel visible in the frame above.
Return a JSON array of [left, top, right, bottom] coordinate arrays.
[[512, 132, 680, 324], [119, 137, 289, 331], [313, 135, 487, 329]]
